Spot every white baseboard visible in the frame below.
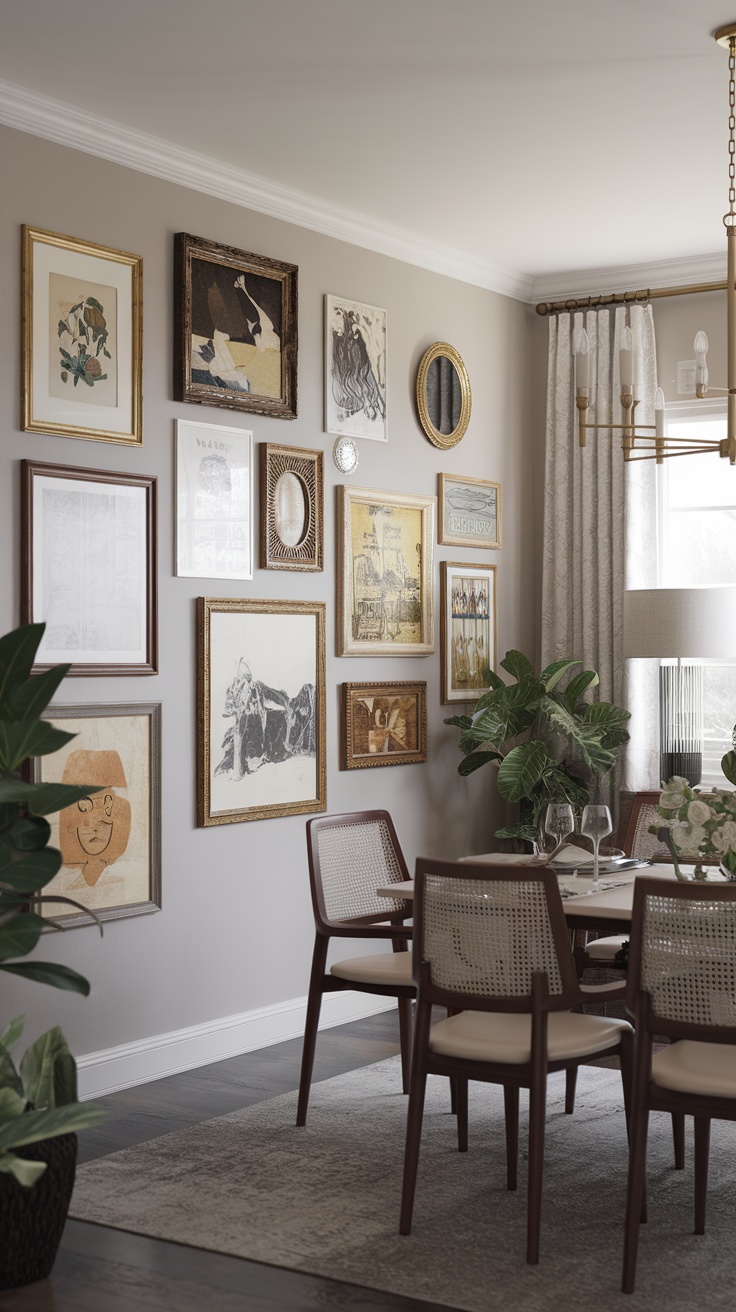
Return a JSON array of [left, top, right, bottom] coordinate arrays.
[[77, 992, 396, 1099]]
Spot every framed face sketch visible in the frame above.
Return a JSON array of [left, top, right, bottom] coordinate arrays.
[[32, 703, 161, 926], [325, 295, 387, 442], [174, 232, 297, 419], [176, 420, 253, 579], [22, 226, 143, 445], [341, 682, 427, 769], [438, 473, 502, 549], [440, 561, 497, 704], [336, 485, 435, 656], [259, 443, 323, 571], [21, 460, 158, 676], [197, 597, 326, 826]]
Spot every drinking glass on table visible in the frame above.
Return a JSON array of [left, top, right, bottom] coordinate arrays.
[[544, 803, 575, 856], [580, 804, 613, 894]]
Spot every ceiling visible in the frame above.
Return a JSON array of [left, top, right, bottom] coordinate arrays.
[[1, 0, 734, 301]]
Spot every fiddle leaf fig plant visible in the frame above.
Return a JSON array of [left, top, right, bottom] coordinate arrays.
[[445, 649, 631, 847]]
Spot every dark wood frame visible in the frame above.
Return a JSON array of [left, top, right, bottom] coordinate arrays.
[[174, 232, 297, 419], [341, 681, 427, 769], [21, 459, 158, 676], [32, 701, 162, 927], [259, 443, 323, 571], [440, 559, 497, 704]]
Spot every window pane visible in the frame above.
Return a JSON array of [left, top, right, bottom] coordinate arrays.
[[702, 665, 736, 786], [665, 423, 735, 508], [662, 508, 736, 586]]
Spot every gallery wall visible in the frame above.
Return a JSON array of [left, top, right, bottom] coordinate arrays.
[[0, 124, 536, 1090]]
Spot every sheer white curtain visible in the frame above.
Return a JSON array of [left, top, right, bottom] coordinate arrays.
[[541, 303, 658, 793]]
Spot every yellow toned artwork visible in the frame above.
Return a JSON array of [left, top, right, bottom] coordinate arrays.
[[349, 500, 423, 645]]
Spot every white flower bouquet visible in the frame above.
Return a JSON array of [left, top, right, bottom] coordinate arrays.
[[652, 776, 736, 878]]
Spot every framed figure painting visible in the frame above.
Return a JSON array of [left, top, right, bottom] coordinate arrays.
[[22, 225, 143, 445], [174, 232, 297, 419], [32, 703, 162, 926], [197, 597, 326, 825], [325, 295, 387, 442], [438, 473, 502, 549], [176, 420, 253, 579], [440, 561, 497, 704], [341, 682, 427, 769]]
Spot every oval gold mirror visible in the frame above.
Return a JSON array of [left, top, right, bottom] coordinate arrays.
[[416, 342, 471, 449]]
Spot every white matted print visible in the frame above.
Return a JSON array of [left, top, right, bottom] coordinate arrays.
[[325, 295, 387, 442], [176, 420, 253, 579], [440, 561, 497, 705]]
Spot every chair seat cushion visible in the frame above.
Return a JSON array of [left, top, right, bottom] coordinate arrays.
[[428, 1008, 632, 1064], [330, 951, 413, 987], [586, 935, 627, 961], [652, 1040, 736, 1098]]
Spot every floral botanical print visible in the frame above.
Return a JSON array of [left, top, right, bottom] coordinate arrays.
[[49, 273, 117, 407]]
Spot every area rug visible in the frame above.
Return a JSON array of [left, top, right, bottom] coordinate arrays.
[[70, 1057, 736, 1311]]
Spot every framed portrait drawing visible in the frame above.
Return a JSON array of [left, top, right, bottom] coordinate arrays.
[[197, 597, 326, 826], [32, 703, 162, 927], [440, 561, 497, 704], [259, 443, 323, 572], [22, 226, 143, 446], [438, 473, 502, 549], [176, 420, 253, 580], [336, 485, 435, 656], [21, 460, 158, 676], [341, 682, 427, 769], [174, 232, 297, 419], [325, 295, 387, 442]]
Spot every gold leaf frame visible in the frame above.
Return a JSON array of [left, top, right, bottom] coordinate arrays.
[[440, 560, 497, 705], [259, 443, 323, 571], [416, 342, 471, 449], [341, 681, 427, 769]]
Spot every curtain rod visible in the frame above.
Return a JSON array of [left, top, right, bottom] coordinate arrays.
[[535, 279, 727, 317]]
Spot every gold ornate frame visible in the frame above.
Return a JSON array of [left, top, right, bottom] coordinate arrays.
[[416, 342, 471, 449], [440, 560, 497, 705], [342, 682, 427, 769], [259, 443, 323, 571], [438, 472, 502, 549]]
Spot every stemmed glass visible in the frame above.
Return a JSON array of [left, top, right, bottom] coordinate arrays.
[[580, 804, 613, 894], [544, 803, 575, 857]]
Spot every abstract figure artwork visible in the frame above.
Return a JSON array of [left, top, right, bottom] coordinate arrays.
[[59, 750, 131, 887], [342, 682, 427, 769], [325, 295, 387, 442]]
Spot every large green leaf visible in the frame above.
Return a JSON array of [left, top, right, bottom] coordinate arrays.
[[722, 748, 736, 787], [500, 650, 535, 683], [0, 625, 45, 709], [497, 741, 552, 803], [0, 960, 91, 994], [563, 669, 599, 709], [583, 702, 631, 729], [20, 1027, 78, 1109], [0, 1101, 105, 1153], [0, 1153, 47, 1187], [9, 665, 71, 721], [0, 846, 61, 895], [15, 780, 102, 816], [0, 1016, 25, 1049], [0, 1043, 22, 1097], [0, 912, 44, 962], [0, 721, 76, 774], [539, 658, 580, 691], [457, 750, 503, 776], [7, 815, 52, 852], [0, 1086, 25, 1123], [544, 699, 618, 777]]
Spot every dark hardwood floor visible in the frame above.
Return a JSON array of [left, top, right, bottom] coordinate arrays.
[[1, 1011, 446, 1312]]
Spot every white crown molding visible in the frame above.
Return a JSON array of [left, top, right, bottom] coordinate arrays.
[[531, 253, 727, 305], [0, 78, 531, 301]]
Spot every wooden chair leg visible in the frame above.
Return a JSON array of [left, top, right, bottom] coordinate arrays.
[[455, 1078, 468, 1152], [694, 1116, 711, 1236], [397, 996, 412, 1095], [672, 1112, 685, 1170], [399, 1002, 432, 1236], [565, 1065, 577, 1114], [622, 1104, 650, 1294], [296, 935, 328, 1127], [449, 1078, 457, 1114], [526, 1068, 547, 1264], [503, 1084, 519, 1191]]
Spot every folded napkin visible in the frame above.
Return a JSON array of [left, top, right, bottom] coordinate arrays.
[[548, 843, 596, 865]]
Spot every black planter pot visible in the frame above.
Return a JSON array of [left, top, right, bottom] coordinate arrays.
[[0, 1133, 77, 1289]]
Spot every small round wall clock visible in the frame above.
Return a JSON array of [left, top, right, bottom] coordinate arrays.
[[333, 437, 358, 474]]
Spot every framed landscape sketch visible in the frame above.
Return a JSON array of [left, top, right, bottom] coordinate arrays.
[[440, 561, 497, 704], [22, 225, 143, 445], [32, 703, 161, 927], [197, 597, 326, 825], [174, 232, 297, 419], [438, 473, 502, 549], [176, 420, 253, 579], [342, 682, 427, 769], [325, 295, 387, 442], [260, 443, 323, 571], [336, 485, 435, 656], [21, 460, 158, 676]]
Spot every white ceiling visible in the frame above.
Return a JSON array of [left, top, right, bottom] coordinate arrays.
[[2, 0, 734, 301]]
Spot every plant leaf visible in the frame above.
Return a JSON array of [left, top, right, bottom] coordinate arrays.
[[0, 721, 76, 774], [0, 625, 45, 708], [0, 1042, 22, 1097], [0, 1154, 48, 1187], [0, 846, 61, 894], [457, 750, 503, 777], [9, 665, 71, 721], [497, 741, 552, 803], [0, 912, 44, 961], [0, 1015, 25, 1049], [539, 658, 580, 691], [563, 669, 600, 708], [0, 1102, 105, 1154], [499, 650, 534, 683], [0, 960, 91, 994], [20, 1027, 77, 1109], [0, 779, 103, 816], [7, 815, 52, 852], [0, 1086, 25, 1122]]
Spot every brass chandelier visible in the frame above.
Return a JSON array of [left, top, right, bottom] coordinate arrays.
[[574, 23, 736, 464]]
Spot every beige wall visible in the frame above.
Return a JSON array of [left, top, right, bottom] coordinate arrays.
[[0, 125, 536, 1067]]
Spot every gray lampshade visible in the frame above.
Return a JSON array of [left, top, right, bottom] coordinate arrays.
[[623, 587, 736, 659]]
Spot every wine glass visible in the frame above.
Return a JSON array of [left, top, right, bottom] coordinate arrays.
[[580, 804, 613, 894], [544, 803, 575, 856]]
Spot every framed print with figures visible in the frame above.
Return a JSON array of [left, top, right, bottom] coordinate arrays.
[[440, 560, 497, 704]]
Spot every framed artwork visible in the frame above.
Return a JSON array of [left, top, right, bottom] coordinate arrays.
[[174, 232, 297, 419], [438, 473, 502, 549], [325, 295, 387, 442], [440, 561, 497, 704], [21, 460, 158, 676], [197, 597, 326, 826], [260, 443, 323, 572], [22, 225, 143, 446], [32, 703, 161, 927], [176, 420, 253, 580], [341, 682, 427, 769], [336, 485, 435, 656]]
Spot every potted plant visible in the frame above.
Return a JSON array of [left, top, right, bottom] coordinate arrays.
[[0, 622, 105, 1289], [445, 649, 631, 850]]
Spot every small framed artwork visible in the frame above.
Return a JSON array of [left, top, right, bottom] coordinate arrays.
[[174, 232, 297, 419], [197, 597, 326, 826], [341, 682, 427, 769], [336, 485, 435, 656], [21, 460, 158, 676], [325, 295, 387, 442], [176, 419, 253, 579], [32, 703, 162, 927], [22, 225, 143, 445], [438, 473, 502, 549], [259, 443, 323, 572], [440, 561, 497, 704]]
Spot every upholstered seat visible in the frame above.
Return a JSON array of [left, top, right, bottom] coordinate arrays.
[[586, 934, 627, 961], [429, 1008, 630, 1065], [331, 951, 414, 987], [652, 1040, 736, 1098]]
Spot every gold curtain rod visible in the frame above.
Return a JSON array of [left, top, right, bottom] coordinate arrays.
[[535, 279, 728, 317]]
